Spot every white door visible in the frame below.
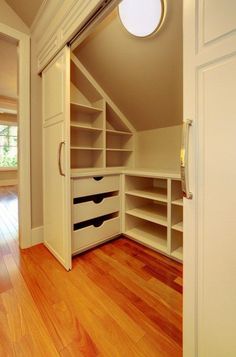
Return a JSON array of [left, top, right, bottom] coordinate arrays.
[[184, 1, 236, 356], [42, 46, 71, 270]]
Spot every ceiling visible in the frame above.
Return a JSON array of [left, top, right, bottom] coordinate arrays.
[[75, 0, 183, 131], [5, 0, 44, 27], [0, 37, 17, 99]]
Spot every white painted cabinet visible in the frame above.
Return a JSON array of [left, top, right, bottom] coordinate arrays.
[[184, 1, 236, 356], [42, 47, 71, 271]]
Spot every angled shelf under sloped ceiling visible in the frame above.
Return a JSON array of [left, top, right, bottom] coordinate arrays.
[[70, 53, 135, 170]]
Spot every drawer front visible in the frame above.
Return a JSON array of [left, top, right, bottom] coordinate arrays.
[[73, 195, 120, 224], [72, 216, 120, 253], [73, 175, 120, 198]]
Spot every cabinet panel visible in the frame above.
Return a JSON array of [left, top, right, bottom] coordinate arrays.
[[197, 54, 236, 356], [42, 47, 71, 270], [203, 0, 236, 44], [73, 175, 120, 198], [73, 214, 120, 253], [73, 193, 120, 223]]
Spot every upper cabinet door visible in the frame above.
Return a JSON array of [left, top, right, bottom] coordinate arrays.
[[184, 1, 236, 356], [42, 46, 71, 271]]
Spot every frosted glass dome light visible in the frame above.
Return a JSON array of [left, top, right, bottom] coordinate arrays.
[[118, 0, 165, 38]]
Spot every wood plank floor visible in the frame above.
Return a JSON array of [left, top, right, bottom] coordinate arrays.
[[0, 186, 183, 356]]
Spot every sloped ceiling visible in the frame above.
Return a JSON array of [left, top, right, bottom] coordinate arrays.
[[74, 0, 182, 131], [5, 0, 44, 27], [0, 36, 17, 99]]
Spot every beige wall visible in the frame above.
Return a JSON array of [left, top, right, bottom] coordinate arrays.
[[30, 34, 43, 228], [0, 38, 17, 98], [0, 0, 29, 34], [135, 125, 182, 172], [75, 0, 183, 130]]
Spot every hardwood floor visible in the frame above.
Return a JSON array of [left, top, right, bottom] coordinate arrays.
[[0, 186, 183, 356]]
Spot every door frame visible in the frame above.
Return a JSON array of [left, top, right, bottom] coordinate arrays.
[[0, 23, 31, 248]]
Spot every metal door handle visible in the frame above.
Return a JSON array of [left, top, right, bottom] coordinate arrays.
[[180, 119, 193, 199], [58, 141, 65, 176]]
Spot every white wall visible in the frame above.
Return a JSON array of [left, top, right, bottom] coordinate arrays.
[[135, 125, 182, 172]]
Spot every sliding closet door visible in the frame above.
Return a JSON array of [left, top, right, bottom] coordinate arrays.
[[184, 1, 236, 356], [42, 46, 71, 270]]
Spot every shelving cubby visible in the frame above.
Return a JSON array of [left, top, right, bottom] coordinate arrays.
[[125, 215, 168, 254], [124, 174, 183, 261], [70, 56, 105, 169], [70, 54, 135, 170], [124, 175, 169, 255], [170, 180, 183, 260], [106, 103, 134, 167]]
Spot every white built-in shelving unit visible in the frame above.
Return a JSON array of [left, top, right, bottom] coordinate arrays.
[[69, 54, 183, 263], [124, 173, 183, 261], [70, 54, 135, 170]]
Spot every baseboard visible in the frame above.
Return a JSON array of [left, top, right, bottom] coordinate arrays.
[[0, 179, 17, 187], [31, 226, 44, 246]]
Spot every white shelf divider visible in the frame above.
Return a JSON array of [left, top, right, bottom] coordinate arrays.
[[71, 102, 102, 114], [172, 198, 183, 206], [125, 224, 167, 254], [126, 187, 167, 203], [171, 246, 183, 260], [126, 204, 167, 227], [172, 221, 183, 232]]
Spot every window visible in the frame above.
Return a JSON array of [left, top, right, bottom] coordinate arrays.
[[0, 124, 18, 168], [118, 0, 165, 38]]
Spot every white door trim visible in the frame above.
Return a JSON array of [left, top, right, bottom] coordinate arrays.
[[0, 23, 31, 248]]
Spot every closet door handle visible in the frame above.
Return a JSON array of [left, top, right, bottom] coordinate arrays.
[[180, 119, 193, 199], [58, 141, 65, 177]]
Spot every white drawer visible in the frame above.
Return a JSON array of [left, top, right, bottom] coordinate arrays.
[[72, 175, 120, 198], [72, 216, 120, 253], [73, 194, 120, 224]]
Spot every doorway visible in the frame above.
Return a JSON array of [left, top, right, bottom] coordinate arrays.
[[0, 23, 31, 249], [0, 35, 18, 246]]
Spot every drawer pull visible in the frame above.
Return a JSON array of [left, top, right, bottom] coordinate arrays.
[[74, 213, 118, 231], [93, 196, 104, 204], [93, 176, 104, 181], [94, 220, 104, 228]]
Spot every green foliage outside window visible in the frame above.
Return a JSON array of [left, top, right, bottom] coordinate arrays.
[[0, 125, 18, 168]]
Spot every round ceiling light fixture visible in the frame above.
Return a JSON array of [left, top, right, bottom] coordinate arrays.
[[118, 0, 165, 38]]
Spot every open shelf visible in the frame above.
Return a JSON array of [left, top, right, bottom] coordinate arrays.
[[126, 203, 167, 227], [106, 102, 131, 132], [126, 187, 167, 203], [70, 122, 103, 132], [71, 59, 103, 110], [171, 230, 183, 261], [106, 129, 133, 151], [71, 148, 104, 169], [70, 102, 102, 114], [125, 222, 167, 254], [71, 146, 103, 151], [124, 174, 183, 263], [172, 221, 183, 232], [106, 150, 132, 168], [71, 125, 103, 149], [106, 129, 132, 136], [106, 148, 132, 152], [172, 198, 183, 206], [70, 56, 134, 170], [171, 246, 183, 261]]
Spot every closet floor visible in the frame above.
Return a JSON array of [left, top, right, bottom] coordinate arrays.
[[0, 186, 182, 356]]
